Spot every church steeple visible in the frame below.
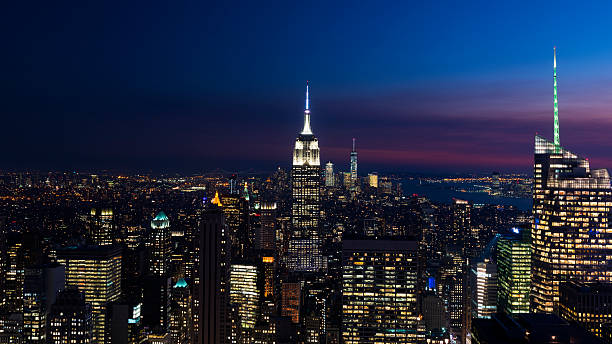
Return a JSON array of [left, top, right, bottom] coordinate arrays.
[[301, 81, 313, 135]]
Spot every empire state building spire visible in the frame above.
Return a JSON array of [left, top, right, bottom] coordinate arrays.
[[301, 81, 313, 135], [553, 46, 560, 148]]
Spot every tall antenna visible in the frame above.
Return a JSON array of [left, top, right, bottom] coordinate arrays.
[[553, 46, 560, 149], [305, 80, 310, 111], [352, 138, 356, 152]]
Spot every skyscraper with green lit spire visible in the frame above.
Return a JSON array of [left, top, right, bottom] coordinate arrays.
[[531, 48, 612, 313]]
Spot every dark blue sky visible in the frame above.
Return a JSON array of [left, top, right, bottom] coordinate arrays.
[[3, 1, 612, 173]]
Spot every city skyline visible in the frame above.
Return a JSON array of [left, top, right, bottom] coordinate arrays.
[[4, 2, 612, 173]]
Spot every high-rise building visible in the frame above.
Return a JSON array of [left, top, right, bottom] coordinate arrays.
[[57, 246, 122, 343], [4, 241, 24, 313], [350, 138, 357, 187], [219, 193, 251, 259], [281, 282, 301, 324], [199, 205, 231, 344], [23, 264, 65, 343], [150, 211, 171, 276], [470, 259, 498, 319], [368, 172, 378, 188], [107, 300, 145, 344], [491, 172, 501, 196], [289, 81, 323, 272], [342, 239, 422, 343], [531, 47, 612, 314], [452, 199, 478, 258], [89, 208, 114, 246], [559, 281, 612, 339], [229, 174, 238, 195], [256, 202, 276, 251], [169, 278, 192, 344], [496, 228, 530, 315], [48, 288, 93, 344], [325, 162, 335, 187], [229, 263, 259, 343], [441, 245, 465, 343]]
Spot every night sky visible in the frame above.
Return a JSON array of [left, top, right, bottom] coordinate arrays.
[[4, 1, 612, 173]]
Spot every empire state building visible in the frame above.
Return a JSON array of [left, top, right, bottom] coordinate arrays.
[[289, 81, 324, 272]]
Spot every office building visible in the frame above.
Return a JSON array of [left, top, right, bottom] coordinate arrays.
[[471, 259, 498, 319], [23, 264, 65, 343], [150, 211, 171, 276], [289, 81, 323, 272], [219, 193, 250, 259], [108, 301, 145, 344], [256, 202, 276, 251], [342, 239, 422, 343], [531, 50, 612, 314], [281, 282, 301, 324], [199, 205, 231, 344], [169, 279, 192, 344], [497, 228, 530, 315], [559, 281, 612, 338], [229, 263, 259, 343], [89, 208, 114, 246], [48, 288, 93, 344], [57, 246, 122, 343], [325, 162, 335, 187], [368, 172, 378, 188]]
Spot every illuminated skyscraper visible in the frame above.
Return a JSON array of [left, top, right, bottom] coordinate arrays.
[[89, 208, 114, 246], [289, 81, 323, 272], [452, 199, 478, 258], [229, 263, 259, 343], [150, 211, 171, 276], [169, 278, 192, 344], [256, 202, 276, 251], [350, 138, 357, 187], [48, 288, 93, 344], [57, 246, 122, 343], [368, 172, 378, 188], [442, 245, 465, 343], [470, 259, 497, 319], [531, 48, 612, 313], [496, 228, 530, 315], [23, 264, 65, 343], [325, 162, 335, 187], [342, 239, 422, 343], [219, 194, 251, 259]]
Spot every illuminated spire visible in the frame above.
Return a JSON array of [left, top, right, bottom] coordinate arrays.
[[301, 81, 313, 135], [211, 191, 222, 206], [352, 138, 356, 152], [553, 46, 560, 149]]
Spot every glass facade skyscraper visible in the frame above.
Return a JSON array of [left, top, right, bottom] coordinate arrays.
[[497, 229, 531, 315], [531, 135, 612, 313]]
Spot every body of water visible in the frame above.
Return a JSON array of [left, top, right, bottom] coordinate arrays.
[[401, 179, 532, 211]]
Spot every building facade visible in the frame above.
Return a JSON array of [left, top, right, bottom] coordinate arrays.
[[342, 239, 422, 343], [496, 229, 530, 315], [289, 82, 323, 272], [57, 246, 122, 344]]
